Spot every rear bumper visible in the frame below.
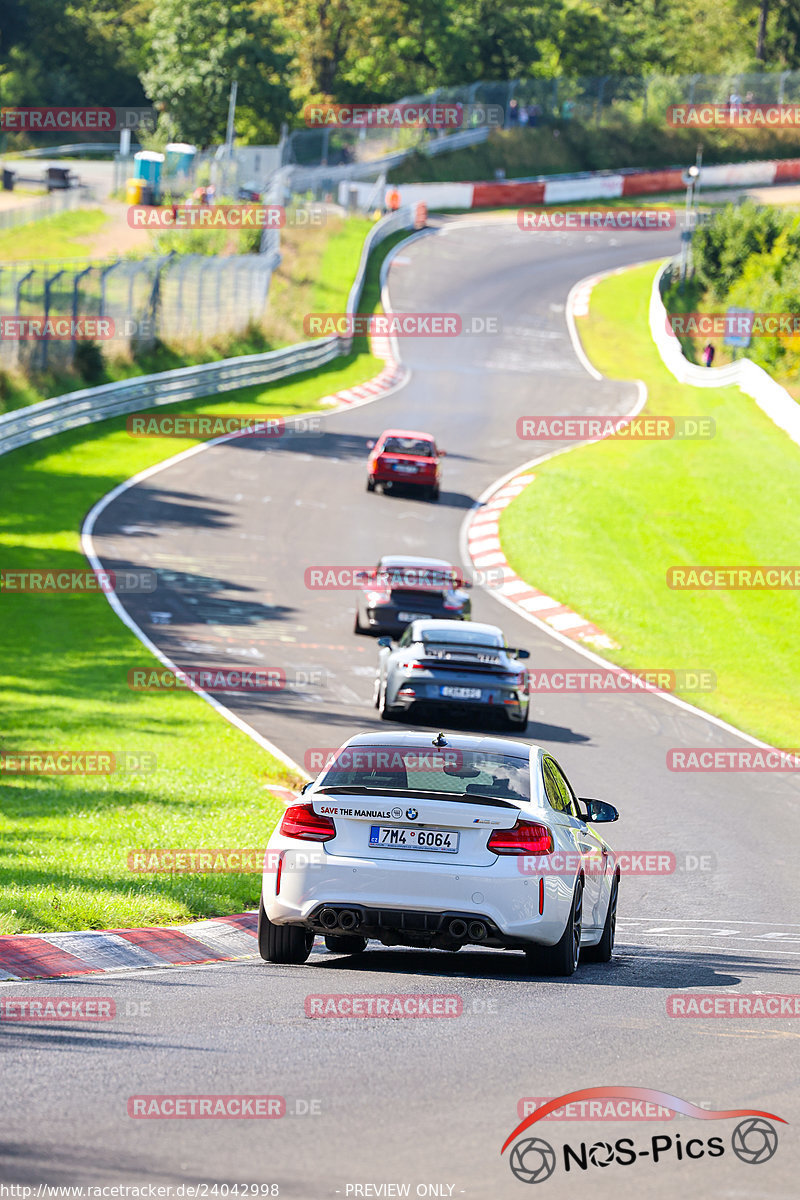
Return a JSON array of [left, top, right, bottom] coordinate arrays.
[[364, 607, 466, 634], [387, 678, 528, 720], [263, 847, 570, 947], [372, 468, 437, 487]]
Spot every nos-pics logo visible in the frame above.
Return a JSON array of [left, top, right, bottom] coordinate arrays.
[[502, 1088, 784, 1184]]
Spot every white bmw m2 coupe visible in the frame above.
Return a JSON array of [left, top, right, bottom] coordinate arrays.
[[258, 730, 619, 976]]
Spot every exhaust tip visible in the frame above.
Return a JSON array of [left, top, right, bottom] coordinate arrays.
[[468, 920, 487, 942], [338, 910, 358, 931], [448, 918, 468, 939], [320, 908, 339, 929]]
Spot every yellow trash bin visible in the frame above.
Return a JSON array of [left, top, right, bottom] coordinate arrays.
[[126, 178, 144, 205]]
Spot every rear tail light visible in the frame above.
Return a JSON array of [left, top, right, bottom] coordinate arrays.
[[487, 820, 553, 855], [279, 803, 336, 842], [443, 597, 462, 610], [366, 589, 391, 606]]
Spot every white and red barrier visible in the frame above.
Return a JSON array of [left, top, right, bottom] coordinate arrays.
[[341, 157, 800, 211]]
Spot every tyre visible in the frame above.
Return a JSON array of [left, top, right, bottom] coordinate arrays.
[[583, 873, 618, 963], [354, 609, 367, 635], [324, 934, 367, 954], [258, 898, 314, 964], [366, 476, 375, 492], [508, 708, 529, 733], [429, 486, 440, 502], [528, 878, 583, 977], [377, 681, 398, 721]]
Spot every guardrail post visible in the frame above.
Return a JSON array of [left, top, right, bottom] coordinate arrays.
[[71, 266, 93, 365], [41, 269, 66, 372]]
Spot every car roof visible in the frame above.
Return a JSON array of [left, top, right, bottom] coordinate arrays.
[[377, 429, 436, 441], [410, 619, 504, 636], [378, 555, 454, 570], [340, 729, 539, 761]]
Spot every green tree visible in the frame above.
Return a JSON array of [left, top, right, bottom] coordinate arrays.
[[0, 0, 149, 107], [141, 0, 291, 145]]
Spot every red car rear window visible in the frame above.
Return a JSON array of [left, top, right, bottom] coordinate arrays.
[[381, 438, 435, 456]]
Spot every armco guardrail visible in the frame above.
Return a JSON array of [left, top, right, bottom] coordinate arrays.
[[650, 261, 800, 448], [0, 207, 417, 460]]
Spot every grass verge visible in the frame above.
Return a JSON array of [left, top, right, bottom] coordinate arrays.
[[0, 214, 375, 415], [0, 208, 108, 261], [499, 261, 800, 747], [0, 225, 408, 935]]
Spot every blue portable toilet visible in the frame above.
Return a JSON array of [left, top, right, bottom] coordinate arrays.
[[133, 151, 165, 200], [165, 143, 197, 175]]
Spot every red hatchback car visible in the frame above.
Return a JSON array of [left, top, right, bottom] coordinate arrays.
[[366, 429, 443, 501]]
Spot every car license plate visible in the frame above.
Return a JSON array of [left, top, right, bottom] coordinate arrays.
[[441, 685, 482, 699], [397, 611, 427, 622], [369, 825, 459, 852], [393, 463, 418, 473]]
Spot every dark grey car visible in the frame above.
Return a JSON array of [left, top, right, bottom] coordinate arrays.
[[354, 555, 471, 636], [374, 619, 530, 729]]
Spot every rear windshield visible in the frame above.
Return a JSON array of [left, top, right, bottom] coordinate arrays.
[[382, 437, 435, 456], [317, 746, 530, 801], [420, 627, 503, 648]]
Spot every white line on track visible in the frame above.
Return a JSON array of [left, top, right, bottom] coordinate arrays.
[[80, 230, 433, 779]]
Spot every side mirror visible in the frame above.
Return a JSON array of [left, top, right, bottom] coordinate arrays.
[[580, 798, 619, 823], [377, 636, 393, 648], [300, 781, 313, 794], [514, 648, 530, 660], [366, 440, 375, 450], [438, 449, 446, 456]]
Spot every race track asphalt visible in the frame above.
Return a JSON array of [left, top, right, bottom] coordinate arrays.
[[2, 217, 797, 1198]]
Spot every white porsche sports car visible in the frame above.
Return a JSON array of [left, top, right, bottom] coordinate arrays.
[[259, 730, 620, 976]]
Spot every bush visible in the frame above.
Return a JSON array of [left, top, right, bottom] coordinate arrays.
[[73, 340, 106, 384]]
